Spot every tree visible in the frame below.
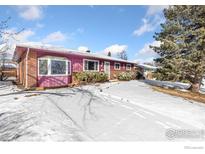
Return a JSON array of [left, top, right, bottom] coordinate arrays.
[[107, 51, 111, 57], [0, 17, 23, 81], [151, 6, 205, 92], [117, 50, 128, 60]]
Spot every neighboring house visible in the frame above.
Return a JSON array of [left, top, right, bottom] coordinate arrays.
[[200, 76, 205, 92], [137, 64, 158, 80], [0, 59, 17, 80], [12, 44, 136, 88]]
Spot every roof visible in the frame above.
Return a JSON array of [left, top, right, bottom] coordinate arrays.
[[0, 59, 17, 68], [137, 64, 158, 70], [13, 43, 136, 64], [0, 63, 17, 68]]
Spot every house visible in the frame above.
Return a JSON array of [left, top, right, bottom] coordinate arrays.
[[0, 59, 17, 80], [12, 44, 136, 88], [137, 64, 158, 80]]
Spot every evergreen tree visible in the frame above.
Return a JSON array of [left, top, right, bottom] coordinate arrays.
[[151, 5, 205, 92], [107, 51, 111, 57]]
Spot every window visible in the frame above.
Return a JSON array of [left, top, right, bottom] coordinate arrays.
[[114, 63, 121, 70], [38, 56, 71, 76], [51, 60, 66, 75], [126, 64, 131, 70], [84, 59, 99, 71], [39, 59, 48, 75]]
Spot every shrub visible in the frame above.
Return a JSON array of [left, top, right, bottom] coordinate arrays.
[[75, 72, 88, 82], [117, 72, 133, 81], [74, 72, 108, 84]]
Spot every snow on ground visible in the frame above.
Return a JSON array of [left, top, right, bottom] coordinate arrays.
[[0, 83, 92, 141], [1, 80, 205, 141], [144, 79, 191, 90], [93, 81, 205, 128]]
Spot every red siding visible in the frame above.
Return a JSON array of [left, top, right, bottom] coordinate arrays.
[[34, 49, 134, 88], [38, 76, 71, 88]]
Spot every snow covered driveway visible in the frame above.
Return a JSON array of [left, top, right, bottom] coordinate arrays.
[[1, 80, 205, 141]]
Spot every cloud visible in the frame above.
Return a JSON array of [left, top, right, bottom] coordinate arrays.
[[135, 41, 160, 63], [18, 6, 43, 21], [133, 5, 168, 37], [133, 18, 152, 36], [133, 15, 163, 36], [2, 28, 35, 43], [78, 46, 89, 52], [146, 5, 169, 16], [16, 30, 35, 42], [104, 44, 128, 56], [42, 31, 66, 43], [1, 28, 35, 57]]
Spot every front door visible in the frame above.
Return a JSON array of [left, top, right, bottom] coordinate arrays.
[[104, 61, 110, 79]]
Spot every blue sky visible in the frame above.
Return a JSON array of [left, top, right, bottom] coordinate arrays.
[[0, 5, 168, 63]]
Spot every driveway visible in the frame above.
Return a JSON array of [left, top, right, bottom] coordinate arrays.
[[0, 80, 205, 141]]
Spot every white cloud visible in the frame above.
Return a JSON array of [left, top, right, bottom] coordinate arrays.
[[18, 6, 43, 21], [2, 28, 35, 43], [16, 30, 35, 42], [133, 18, 153, 36], [78, 46, 89, 52], [133, 15, 163, 36], [42, 31, 66, 43], [146, 5, 169, 16], [104, 44, 128, 56], [133, 5, 168, 37], [135, 41, 160, 63], [1, 28, 35, 57]]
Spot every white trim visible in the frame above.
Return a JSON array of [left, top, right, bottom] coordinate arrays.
[[38, 56, 71, 76], [83, 59, 99, 72], [25, 48, 30, 88], [126, 64, 131, 70], [114, 62, 121, 70], [38, 58, 49, 76]]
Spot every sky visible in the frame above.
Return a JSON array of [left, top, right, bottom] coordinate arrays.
[[0, 5, 168, 63]]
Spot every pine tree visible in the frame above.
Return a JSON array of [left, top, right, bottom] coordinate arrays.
[[107, 51, 111, 57], [151, 5, 205, 92]]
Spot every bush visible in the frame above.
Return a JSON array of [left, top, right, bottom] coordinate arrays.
[[74, 72, 108, 84], [117, 72, 133, 81]]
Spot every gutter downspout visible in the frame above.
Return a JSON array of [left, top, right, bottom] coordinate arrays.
[[25, 47, 30, 89]]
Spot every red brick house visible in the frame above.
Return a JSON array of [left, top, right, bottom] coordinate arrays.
[[13, 44, 136, 89]]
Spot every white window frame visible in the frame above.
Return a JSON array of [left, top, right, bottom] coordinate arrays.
[[83, 59, 99, 72], [114, 62, 121, 70], [38, 56, 71, 76], [38, 58, 49, 76], [126, 64, 131, 71]]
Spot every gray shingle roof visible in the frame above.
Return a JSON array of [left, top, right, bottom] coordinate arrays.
[[15, 43, 136, 64]]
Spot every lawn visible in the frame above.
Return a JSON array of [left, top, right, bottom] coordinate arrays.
[[152, 86, 205, 104]]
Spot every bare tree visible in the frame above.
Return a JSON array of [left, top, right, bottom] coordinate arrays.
[[117, 50, 128, 60], [0, 17, 23, 81]]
